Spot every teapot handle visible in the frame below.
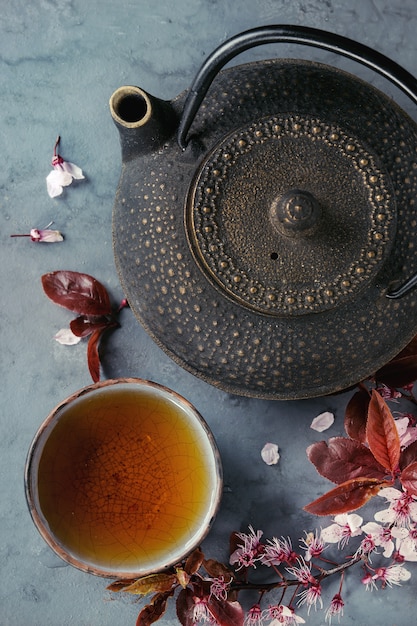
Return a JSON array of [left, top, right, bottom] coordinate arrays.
[[177, 25, 417, 299]]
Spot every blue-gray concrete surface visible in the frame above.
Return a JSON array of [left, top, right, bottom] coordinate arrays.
[[2, 1, 417, 624]]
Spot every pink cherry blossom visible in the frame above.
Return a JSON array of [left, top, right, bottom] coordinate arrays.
[[392, 524, 417, 560], [355, 533, 377, 558], [299, 530, 325, 561], [361, 521, 395, 557], [261, 536, 297, 566], [265, 604, 305, 625], [361, 571, 378, 591], [209, 576, 231, 601], [325, 593, 344, 624], [373, 563, 411, 587], [296, 582, 323, 613], [192, 596, 217, 624], [46, 136, 84, 197], [245, 604, 264, 626], [321, 513, 363, 548], [229, 526, 264, 569], [374, 487, 417, 527], [286, 557, 317, 585]]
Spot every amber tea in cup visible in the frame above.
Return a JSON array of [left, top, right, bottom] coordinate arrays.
[[25, 378, 222, 578]]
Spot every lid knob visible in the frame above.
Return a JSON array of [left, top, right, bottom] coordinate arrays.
[[270, 189, 321, 238]]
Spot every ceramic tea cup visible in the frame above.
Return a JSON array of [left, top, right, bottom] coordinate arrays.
[[25, 378, 222, 578]]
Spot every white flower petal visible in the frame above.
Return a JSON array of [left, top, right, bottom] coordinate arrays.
[[362, 521, 381, 535], [62, 160, 84, 179], [261, 442, 280, 465], [338, 513, 363, 532], [310, 411, 334, 432], [321, 523, 342, 543], [54, 328, 81, 345], [374, 508, 396, 524], [46, 169, 72, 197], [378, 487, 402, 501]]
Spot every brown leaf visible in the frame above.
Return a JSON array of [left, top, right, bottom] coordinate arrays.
[[366, 390, 400, 473], [306, 437, 387, 484], [137, 591, 173, 626], [184, 547, 205, 575], [400, 440, 417, 470], [121, 573, 177, 596], [401, 461, 417, 497], [344, 388, 370, 443], [304, 477, 388, 516], [42, 270, 112, 316], [203, 559, 234, 582]]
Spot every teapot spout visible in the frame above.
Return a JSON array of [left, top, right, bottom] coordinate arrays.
[[109, 86, 178, 159]]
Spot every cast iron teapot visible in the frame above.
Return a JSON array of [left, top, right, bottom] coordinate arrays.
[[110, 25, 417, 400]]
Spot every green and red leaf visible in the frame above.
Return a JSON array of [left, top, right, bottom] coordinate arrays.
[[304, 477, 389, 516], [306, 437, 387, 484], [120, 573, 177, 596], [42, 270, 112, 316], [366, 390, 400, 474]]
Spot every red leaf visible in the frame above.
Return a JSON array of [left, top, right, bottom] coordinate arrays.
[[375, 334, 417, 388], [42, 270, 112, 316], [137, 591, 173, 626], [70, 315, 112, 338], [400, 440, 417, 470], [304, 477, 388, 516], [176, 588, 195, 626], [87, 327, 105, 382], [344, 389, 370, 443], [306, 437, 387, 484], [208, 597, 244, 626], [366, 390, 400, 473], [401, 461, 417, 497]]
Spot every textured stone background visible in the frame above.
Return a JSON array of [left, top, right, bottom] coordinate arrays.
[[2, 1, 417, 624]]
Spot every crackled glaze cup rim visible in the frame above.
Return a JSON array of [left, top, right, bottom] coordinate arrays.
[[25, 377, 223, 579]]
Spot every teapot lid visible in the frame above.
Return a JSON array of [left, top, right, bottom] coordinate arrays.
[[112, 33, 417, 399], [187, 113, 396, 316]]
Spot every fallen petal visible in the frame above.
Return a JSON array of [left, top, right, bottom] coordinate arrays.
[[54, 328, 82, 345], [261, 442, 280, 465], [46, 169, 73, 197], [30, 228, 64, 243], [311, 411, 334, 432], [62, 160, 84, 179]]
